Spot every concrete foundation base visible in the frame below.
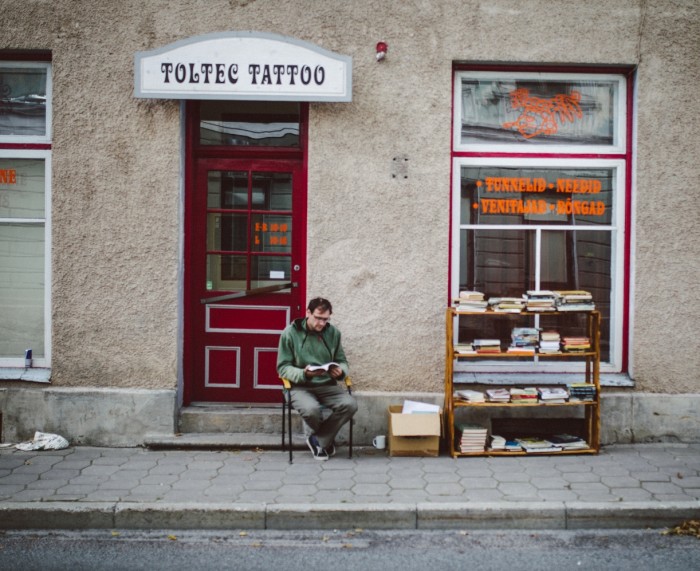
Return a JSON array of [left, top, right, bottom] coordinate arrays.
[[0, 386, 698, 447]]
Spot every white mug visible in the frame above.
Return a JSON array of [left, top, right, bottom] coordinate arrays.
[[373, 435, 386, 449]]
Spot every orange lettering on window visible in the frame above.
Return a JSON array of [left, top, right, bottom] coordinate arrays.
[[0, 169, 17, 184], [502, 89, 582, 140]]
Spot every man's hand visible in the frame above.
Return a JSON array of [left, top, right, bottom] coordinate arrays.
[[304, 366, 327, 378], [328, 364, 344, 380]]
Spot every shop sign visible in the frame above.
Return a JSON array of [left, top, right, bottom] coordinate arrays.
[[134, 31, 352, 102]]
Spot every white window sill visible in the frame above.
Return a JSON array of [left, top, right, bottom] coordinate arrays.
[[454, 372, 634, 388], [0, 368, 51, 383]]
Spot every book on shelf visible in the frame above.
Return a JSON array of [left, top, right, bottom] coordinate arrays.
[[458, 290, 485, 301], [547, 433, 589, 449], [554, 290, 595, 311], [486, 388, 511, 402], [454, 343, 477, 355], [504, 440, 523, 451], [538, 330, 562, 353], [455, 422, 488, 452], [525, 290, 557, 312], [489, 434, 507, 451], [453, 302, 489, 312], [454, 389, 485, 403], [561, 336, 591, 352], [510, 387, 539, 403], [507, 346, 536, 356], [473, 338, 502, 354], [511, 327, 540, 345], [515, 437, 564, 453], [537, 386, 569, 403], [488, 296, 526, 313], [568, 383, 597, 401]]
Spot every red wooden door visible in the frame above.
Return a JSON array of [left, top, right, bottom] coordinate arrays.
[[184, 158, 305, 403]]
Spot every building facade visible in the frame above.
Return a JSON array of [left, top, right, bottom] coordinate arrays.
[[1, 0, 699, 446]]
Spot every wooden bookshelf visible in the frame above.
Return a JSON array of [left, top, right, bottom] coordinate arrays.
[[444, 307, 601, 457]]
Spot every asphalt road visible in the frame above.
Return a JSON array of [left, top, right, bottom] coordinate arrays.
[[1, 528, 700, 570]]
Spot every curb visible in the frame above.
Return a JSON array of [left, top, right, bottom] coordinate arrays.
[[2, 501, 699, 531]]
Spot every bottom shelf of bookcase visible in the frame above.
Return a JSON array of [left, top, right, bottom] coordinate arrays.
[[450, 447, 599, 458]]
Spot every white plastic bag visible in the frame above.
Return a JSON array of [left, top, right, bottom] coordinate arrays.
[[15, 431, 70, 451]]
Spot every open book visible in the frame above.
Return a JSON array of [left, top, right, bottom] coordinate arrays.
[[306, 362, 341, 372]]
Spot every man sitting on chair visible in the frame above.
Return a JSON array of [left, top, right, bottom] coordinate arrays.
[[277, 297, 358, 461]]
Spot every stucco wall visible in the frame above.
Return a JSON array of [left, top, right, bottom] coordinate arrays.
[[1, 0, 698, 396]]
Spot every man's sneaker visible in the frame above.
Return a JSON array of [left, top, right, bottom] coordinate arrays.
[[306, 435, 329, 461], [327, 443, 336, 457]]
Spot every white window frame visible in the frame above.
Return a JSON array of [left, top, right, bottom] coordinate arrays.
[[453, 70, 627, 155], [451, 156, 626, 375], [0, 60, 52, 373], [0, 62, 52, 144]]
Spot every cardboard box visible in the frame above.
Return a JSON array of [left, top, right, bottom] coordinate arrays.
[[387, 405, 442, 457]]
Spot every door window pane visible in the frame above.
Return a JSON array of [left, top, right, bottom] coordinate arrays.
[[251, 214, 291, 253], [207, 213, 248, 252], [207, 171, 247, 208], [200, 101, 300, 147], [0, 65, 48, 138], [252, 172, 292, 210], [251, 256, 291, 289]]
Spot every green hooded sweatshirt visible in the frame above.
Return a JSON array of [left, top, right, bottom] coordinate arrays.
[[276, 317, 349, 385]]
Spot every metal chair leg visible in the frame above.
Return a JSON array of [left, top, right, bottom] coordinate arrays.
[[286, 393, 293, 464]]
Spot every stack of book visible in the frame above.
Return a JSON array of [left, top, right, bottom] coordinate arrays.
[[510, 387, 539, 404], [453, 291, 488, 312], [488, 296, 526, 313], [489, 434, 507, 451], [505, 440, 523, 452], [539, 330, 562, 353], [554, 290, 595, 311], [537, 386, 569, 403], [561, 336, 591, 352], [515, 437, 564, 453], [547, 433, 589, 450], [525, 290, 557, 312], [454, 389, 485, 403], [456, 423, 488, 453], [473, 339, 502, 354], [454, 343, 477, 356], [486, 388, 511, 403], [568, 383, 597, 401], [508, 327, 539, 355]]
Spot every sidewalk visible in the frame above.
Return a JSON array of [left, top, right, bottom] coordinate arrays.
[[1, 443, 699, 531]]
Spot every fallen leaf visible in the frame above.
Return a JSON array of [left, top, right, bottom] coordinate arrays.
[[239, 531, 248, 537], [167, 535, 177, 541]]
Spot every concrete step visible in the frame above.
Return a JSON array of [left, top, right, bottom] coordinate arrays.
[[178, 403, 303, 435]]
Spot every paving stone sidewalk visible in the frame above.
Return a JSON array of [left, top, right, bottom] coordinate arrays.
[[1, 443, 699, 530]]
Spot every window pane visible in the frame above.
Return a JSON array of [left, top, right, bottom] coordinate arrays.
[[251, 172, 292, 210], [0, 223, 44, 357], [251, 256, 291, 289], [206, 254, 246, 291], [207, 213, 247, 252], [0, 66, 47, 137], [0, 158, 45, 218], [207, 171, 247, 209], [251, 214, 291, 253], [200, 101, 300, 147], [460, 228, 529, 297], [461, 165, 614, 226], [460, 75, 619, 146]]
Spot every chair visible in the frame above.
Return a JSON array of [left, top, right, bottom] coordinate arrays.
[[280, 376, 354, 463]]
